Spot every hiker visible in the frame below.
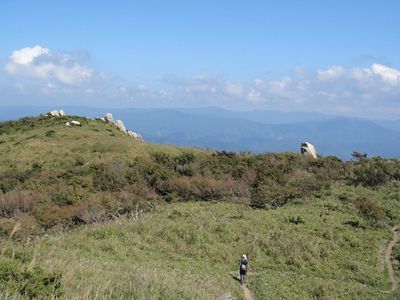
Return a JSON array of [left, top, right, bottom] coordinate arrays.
[[239, 254, 248, 285]]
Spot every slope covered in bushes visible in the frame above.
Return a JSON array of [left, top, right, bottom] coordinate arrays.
[[0, 114, 400, 299], [0, 114, 399, 238]]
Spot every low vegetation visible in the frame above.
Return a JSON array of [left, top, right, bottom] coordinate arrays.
[[0, 114, 399, 299]]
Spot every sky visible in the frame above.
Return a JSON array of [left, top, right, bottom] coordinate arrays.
[[0, 0, 399, 119]]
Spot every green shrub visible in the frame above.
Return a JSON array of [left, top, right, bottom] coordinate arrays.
[[35, 205, 77, 229], [0, 191, 39, 218], [91, 161, 128, 191], [288, 215, 305, 225], [353, 197, 385, 221], [51, 191, 81, 206], [350, 157, 400, 187], [45, 130, 56, 137], [251, 180, 295, 208]]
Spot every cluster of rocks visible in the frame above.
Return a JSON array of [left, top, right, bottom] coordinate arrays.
[[44, 109, 143, 141], [45, 110, 80, 127], [49, 110, 66, 117], [96, 113, 144, 141], [301, 141, 318, 159]]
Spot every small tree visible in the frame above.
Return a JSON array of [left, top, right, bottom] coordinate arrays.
[[352, 151, 367, 161]]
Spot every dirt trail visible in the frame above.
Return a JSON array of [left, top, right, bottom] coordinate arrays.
[[385, 225, 400, 292], [241, 284, 254, 300], [226, 271, 255, 300]]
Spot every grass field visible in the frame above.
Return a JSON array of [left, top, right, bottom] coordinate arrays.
[[1, 114, 399, 299], [2, 182, 400, 299]]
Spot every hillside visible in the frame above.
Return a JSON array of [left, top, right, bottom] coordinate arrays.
[[1, 113, 400, 299], [1, 106, 400, 159]]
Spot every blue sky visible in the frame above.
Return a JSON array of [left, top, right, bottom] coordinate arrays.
[[1, 1, 399, 118]]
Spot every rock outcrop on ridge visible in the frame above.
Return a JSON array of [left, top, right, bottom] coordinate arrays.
[[98, 113, 144, 141], [44, 109, 143, 141], [301, 142, 318, 158], [48, 110, 66, 117]]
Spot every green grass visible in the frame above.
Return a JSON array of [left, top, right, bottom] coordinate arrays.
[[1, 114, 400, 299], [2, 183, 400, 299], [0, 115, 203, 169]]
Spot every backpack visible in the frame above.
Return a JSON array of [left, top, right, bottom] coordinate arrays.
[[240, 259, 248, 271]]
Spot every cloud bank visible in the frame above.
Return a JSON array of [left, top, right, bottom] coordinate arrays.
[[2, 45, 400, 119], [5, 45, 94, 86]]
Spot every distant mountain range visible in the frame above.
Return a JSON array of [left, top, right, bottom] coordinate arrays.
[[1, 105, 399, 159]]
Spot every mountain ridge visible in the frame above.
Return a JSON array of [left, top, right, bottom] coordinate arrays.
[[0, 106, 398, 159]]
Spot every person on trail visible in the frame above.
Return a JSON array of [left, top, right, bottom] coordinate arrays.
[[239, 254, 248, 285]]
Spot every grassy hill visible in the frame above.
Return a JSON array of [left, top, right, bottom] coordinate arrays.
[[2, 106, 400, 159], [0, 113, 400, 299]]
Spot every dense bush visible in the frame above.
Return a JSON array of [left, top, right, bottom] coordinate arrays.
[[350, 157, 400, 187], [353, 196, 385, 222], [0, 191, 39, 218], [157, 175, 249, 201], [2, 151, 399, 233], [2, 151, 400, 233]]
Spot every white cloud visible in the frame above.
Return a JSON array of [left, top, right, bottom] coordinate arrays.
[[253, 78, 263, 87], [224, 83, 245, 97], [9, 45, 49, 65], [169, 74, 220, 95], [351, 67, 371, 81], [246, 89, 263, 102], [1, 47, 400, 118], [317, 66, 344, 80], [371, 63, 400, 85], [231, 63, 400, 117], [5, 45, 93, 86], [351, 64, 400, 86], [159, 64, 399, 117], [267, 77, 292, 94]]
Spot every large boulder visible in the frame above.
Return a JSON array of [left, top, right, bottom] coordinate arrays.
[[50, 110, 60, 117], [49, 110, 66, 117], [65, 120, 81, 127], [104, 113, 113, 123], [301, 142, 318, 158], [114, 120, 126, 133]]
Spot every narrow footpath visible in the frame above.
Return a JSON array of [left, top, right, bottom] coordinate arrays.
[[385, 226, 400, 292], [241, 284, 254, 300]]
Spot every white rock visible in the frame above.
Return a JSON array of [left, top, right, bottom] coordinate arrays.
[[71, 120, 81, 126], [114, 120, 126, 133], [66, 120, 81, 127], [301, 142, 318, 158], [49, 110, 66, 117], [127, 130, 144, 141], [98, 112, 144, 141], [105, 113, 113, 123]]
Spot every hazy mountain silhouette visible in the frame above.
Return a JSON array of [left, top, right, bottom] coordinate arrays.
[[1, 106, 399, 159]]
